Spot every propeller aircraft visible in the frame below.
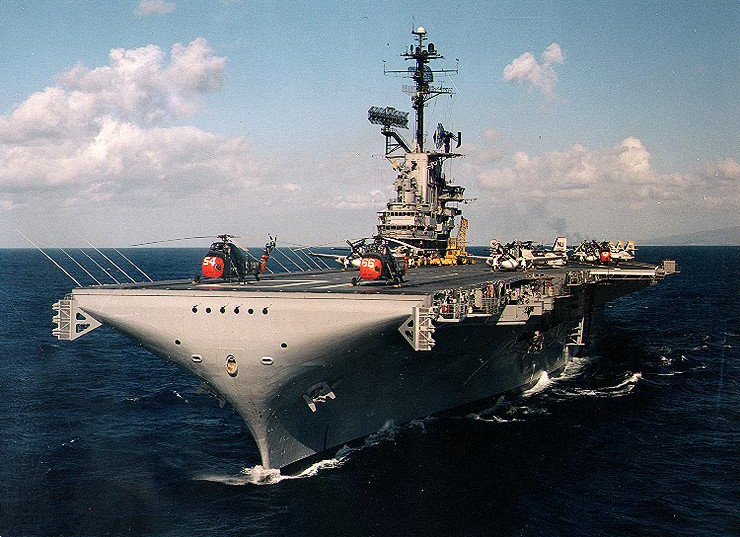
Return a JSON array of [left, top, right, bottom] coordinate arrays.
[[609, 240, 637, 262], [305, 237, 377, 271], [572, 239, 637, 264], [471, 237, 569, 271]]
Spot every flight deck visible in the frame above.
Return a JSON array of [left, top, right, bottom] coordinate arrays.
[[78, 260, 666, 296]]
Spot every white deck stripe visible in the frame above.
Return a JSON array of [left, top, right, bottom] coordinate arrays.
[[312, 282, 355, 289], [259, 280, 330, 289]]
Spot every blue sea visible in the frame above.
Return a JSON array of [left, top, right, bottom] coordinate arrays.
[[0, 246, 737, 536]]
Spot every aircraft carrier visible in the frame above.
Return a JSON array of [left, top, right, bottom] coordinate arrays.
[[52, 28, 677, 472]]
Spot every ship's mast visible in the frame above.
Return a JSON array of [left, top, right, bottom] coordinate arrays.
[[401, 27, 453, 150]]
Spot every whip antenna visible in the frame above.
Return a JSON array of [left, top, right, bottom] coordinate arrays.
[[77, 234, 137, 283], [114, 248, 154, 282], [60, 248, 102, 285], [16, 230, 81, 286], [77, 248, 120, 284]]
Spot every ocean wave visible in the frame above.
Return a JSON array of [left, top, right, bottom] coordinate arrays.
[[522, 371, 554, 397], [172, 390, 189, 403], [197, 457, 348, 486], [465, 396, 513, 422], [645, 352, 709, 378], [555, 355, 595, 381], [120, 388, 190, 405], [467, 407, 551, 423], [552, 372, 642, 399], [466, 394, 551, 423], [195, 419, 434, 485], [61, 437, 79, 448], [652, 362, 707, 377]]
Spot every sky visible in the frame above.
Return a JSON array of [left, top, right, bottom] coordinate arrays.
[[1, 0, 738, 248]]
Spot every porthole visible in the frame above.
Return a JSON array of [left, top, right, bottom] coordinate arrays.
[[280, 342, 288, 348], [220, 306, 226, 314], [206, 307, 212, 314], [261, 356, 274, 366], [248, 308, 254, 315], [192, 306, 198, 313], [234, 307, 240, 314], [191, 354, 202, 363], [262, 308, 269, 315], [175, 339, 181, 345], [226, 355, 238, 377]]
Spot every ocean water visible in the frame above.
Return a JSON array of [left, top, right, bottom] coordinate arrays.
[[0, 246, 737, 536]]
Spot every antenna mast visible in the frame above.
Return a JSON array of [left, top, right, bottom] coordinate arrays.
[[396, 27, 457, 150]]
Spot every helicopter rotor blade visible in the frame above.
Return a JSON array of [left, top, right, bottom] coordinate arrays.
[[130, 234, 249, 247], [130, 236, 216, 247]]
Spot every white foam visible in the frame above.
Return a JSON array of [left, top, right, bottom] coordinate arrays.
[[557, 355, 594, 381], [198, 456, 347, 486], [172, 390, 188, 403], [557, 371, 642, 399], [523, 371, 553, 397], [466, 411, 516, 423], [614, 372, 642, 389], [464, 396, 514, 422]]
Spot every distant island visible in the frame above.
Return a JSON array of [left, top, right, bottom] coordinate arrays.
[[642, 226, 740, 246]]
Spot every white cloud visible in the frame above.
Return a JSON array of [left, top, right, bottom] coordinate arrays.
[[503, 43, 564, 100], [541, 43, 564, 65], [464, 129, 508, 165], [0, 39, 225, 148], [325, 190, 385, 210], [0, 39, 255, 206], [463, 136, 740, 238], [0, 37, 392, 246], [473, 137, 704, 204], [135, 0, 176, 17], [54, 37, 225, 123]]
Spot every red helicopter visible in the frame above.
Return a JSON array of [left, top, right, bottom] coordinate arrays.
[[201, 234, 276, 282], [347, 236, 408, 287]]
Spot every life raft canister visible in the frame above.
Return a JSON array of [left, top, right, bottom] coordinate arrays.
[[600, 251, 611, 263], [359, 256, 383, 280], [202, 255, 225, 278]]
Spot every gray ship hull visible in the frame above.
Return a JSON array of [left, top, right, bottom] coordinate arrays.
[[53, 263, 670, 470], [261, 320, 573, 471]]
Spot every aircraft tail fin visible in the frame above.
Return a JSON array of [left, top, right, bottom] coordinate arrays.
[[553, 236, 567, 252]]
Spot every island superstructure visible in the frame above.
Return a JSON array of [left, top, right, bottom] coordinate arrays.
[[52, 28, 676, 471], [372, 27, 468, 255]]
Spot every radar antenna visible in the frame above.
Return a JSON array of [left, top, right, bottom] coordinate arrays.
[[380, 26, 458, 151]]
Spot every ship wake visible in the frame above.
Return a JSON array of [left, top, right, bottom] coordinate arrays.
[[466, 354, 646, 423], [550, 371, 642, 399]]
